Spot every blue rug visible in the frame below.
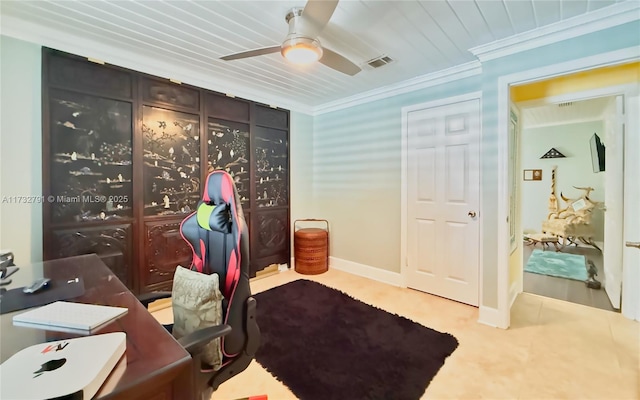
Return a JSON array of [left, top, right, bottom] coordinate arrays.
[[525, 249, 587, 281]]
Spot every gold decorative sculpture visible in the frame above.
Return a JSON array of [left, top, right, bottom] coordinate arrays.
[[560, 185, 596, 202], [548, 165, 558, 213], [542, 185, 602, 252]]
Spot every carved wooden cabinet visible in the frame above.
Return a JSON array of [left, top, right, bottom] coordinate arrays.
[[42, 49, 290, 293], [251, 106, 290, 271], [142, 220, 193, 291], [50, 224, 132, 288]]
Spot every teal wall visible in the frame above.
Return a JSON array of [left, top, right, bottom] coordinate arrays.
[[0, 35, 42, 263], [313, 76, 481, 272], [289, 112, 315, 255]]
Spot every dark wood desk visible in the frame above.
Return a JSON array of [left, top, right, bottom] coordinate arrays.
[[0, 254, 194, 399]]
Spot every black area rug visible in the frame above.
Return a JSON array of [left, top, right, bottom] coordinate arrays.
[[254, 279, 459, 400]]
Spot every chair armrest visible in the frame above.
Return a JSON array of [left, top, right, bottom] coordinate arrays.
[[178, 324, 232, 355], [137, 291, 172, 308]]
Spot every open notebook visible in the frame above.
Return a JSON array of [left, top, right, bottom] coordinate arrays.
[[13, 301, 128, 332]]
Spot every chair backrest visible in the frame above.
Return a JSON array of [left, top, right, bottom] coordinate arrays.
[[179, 170, 251, 357]]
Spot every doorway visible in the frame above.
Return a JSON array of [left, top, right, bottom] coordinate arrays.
[[497, 53, 640, 328], [515, 96, 619, 312]]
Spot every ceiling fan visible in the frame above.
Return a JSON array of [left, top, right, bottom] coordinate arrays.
[[220, 0, 361, 76]]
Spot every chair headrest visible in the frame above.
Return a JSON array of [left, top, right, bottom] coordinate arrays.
[[202, 170, 235, 205], [196, 202, 230, 232], [197, 170, 244, 233]]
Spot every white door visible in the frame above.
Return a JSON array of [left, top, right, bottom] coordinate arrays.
[[622, 93, 640, 321], [406, 98, 480, 306], [603, 95, 624, 309]]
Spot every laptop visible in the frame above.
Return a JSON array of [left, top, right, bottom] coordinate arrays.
[[12, 301, 128, 332], [0, 332, 126, 399]]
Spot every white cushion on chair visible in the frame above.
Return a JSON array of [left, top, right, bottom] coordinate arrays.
[[172, 265, 223, 369]]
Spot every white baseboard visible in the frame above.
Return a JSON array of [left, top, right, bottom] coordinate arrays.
[[329, 257, 404, 287], [509, 281, 520, 308], [478, 306, 501, 328]]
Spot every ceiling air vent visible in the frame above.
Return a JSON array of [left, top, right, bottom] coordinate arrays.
[[366, 55, 394, 69]]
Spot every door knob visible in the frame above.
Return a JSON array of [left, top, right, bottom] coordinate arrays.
[[626, 241, 640, 249], [468, 211, 477, 218]]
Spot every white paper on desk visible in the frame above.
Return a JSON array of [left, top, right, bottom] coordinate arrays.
[[0, 332, 126, 400], [12, 301, 128, 331]]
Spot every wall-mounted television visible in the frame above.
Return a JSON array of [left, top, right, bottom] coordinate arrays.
[[590, 133, 605, 173]]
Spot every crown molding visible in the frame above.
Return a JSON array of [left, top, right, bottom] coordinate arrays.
[[0, 15, 315, 115], [313, 60, 482, 115], [469, 1, 640, 62]]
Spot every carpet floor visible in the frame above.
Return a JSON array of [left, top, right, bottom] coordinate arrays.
[[254, 279, 459, 400]]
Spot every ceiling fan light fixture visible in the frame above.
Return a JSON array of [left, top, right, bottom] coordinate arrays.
[[281, 37, 323, 65]]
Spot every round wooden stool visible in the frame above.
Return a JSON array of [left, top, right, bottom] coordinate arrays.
[[294, 219, 329, 275]]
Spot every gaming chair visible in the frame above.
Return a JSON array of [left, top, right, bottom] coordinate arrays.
[[138, 170, 260, 397]]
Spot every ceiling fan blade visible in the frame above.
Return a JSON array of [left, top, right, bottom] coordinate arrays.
[[301, 0, 339, 37], [220, 46, 281, 61], [319, 48, 361, 76]]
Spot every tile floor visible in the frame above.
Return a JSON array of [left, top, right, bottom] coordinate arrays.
[[152, 268, 639, 400]]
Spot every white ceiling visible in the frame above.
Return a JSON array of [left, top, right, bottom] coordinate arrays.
[[0, 0, 632, 111], [520, 96, 612, 128]]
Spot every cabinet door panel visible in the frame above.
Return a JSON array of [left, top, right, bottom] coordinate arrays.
[[254, 126, 288, 207], [206, 94, 250, 121], [50, 224, 132, 289], [48, 53, 132, 99], [142, 220, 192, 292], [207, 118, 250, 208], [255, 105, 288, 129], [252, 209, 289, 274], [244, 211, 251, 243], [142, 78, 200, 111], [142, 106, 201, 216], [49, 90, 133, 223]]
